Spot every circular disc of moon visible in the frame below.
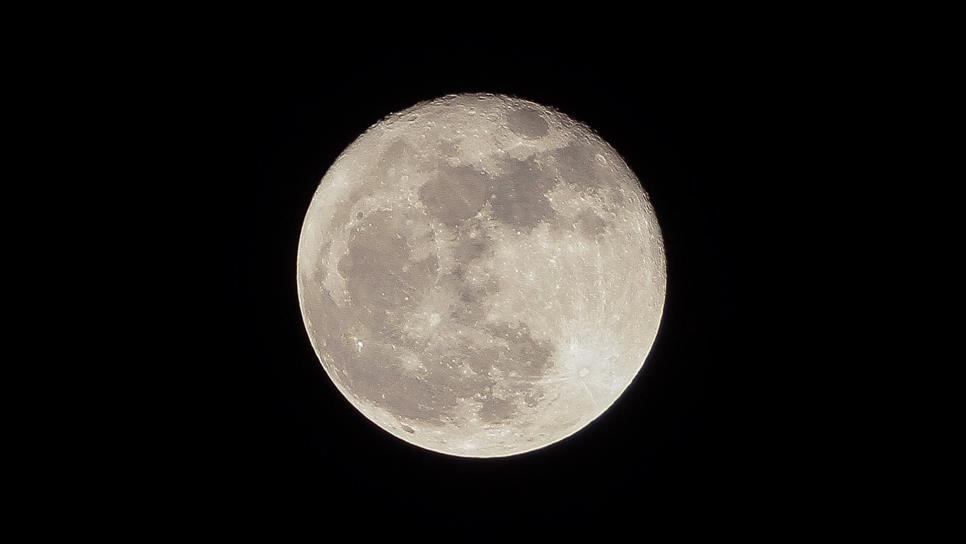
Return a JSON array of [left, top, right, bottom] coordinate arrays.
[[297, 94, 666, 457]]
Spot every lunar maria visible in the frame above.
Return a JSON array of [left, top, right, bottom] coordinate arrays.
[[297, 93, 666, 457]]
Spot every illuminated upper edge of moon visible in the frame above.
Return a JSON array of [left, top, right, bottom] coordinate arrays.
[[297, 93, 666, 457]]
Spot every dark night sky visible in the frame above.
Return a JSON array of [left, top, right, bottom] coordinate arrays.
[[159, 33, 824, 527], [3, 4, 923, 533]]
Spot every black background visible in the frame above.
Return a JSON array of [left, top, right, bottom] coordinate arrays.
[[168, 35, 817, 528]]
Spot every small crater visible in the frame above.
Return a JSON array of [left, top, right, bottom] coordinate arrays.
[[401, 424, 415, 434]]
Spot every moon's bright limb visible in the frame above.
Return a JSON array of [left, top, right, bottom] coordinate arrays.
[[297, 94, 666, 457]]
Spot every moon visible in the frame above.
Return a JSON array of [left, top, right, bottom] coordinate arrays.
[[297, 94, 666, 457]]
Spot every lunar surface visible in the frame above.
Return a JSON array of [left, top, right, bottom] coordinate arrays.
[[297, 94, 665, 457]]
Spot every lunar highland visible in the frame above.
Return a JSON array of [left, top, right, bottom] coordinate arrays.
[[297, 94, 665, 457]]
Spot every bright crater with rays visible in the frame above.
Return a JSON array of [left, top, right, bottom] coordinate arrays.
[[297, 94, 666, 457]]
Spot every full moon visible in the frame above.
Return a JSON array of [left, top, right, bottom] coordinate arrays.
[[297, 94, 666, 457]]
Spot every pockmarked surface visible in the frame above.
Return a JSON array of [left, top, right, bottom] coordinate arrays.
[[297, 94, 666, 457]]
